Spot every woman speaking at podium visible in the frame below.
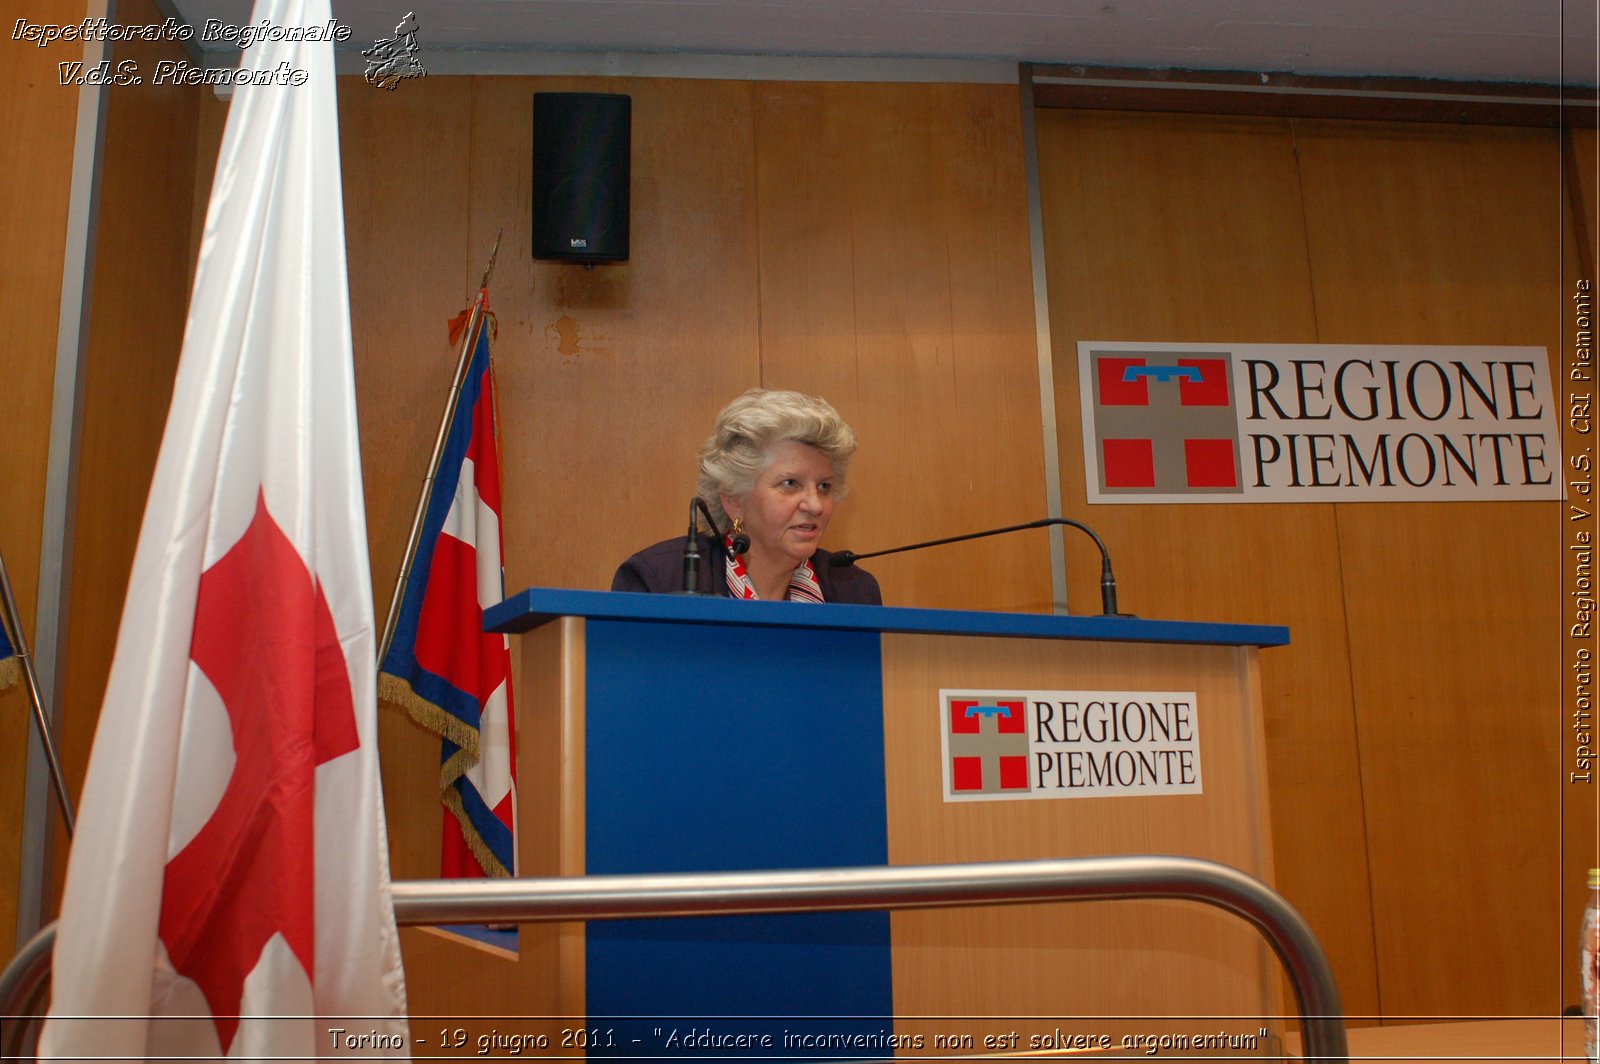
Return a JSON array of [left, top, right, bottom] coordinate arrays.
[[612, 388, 882, 604]]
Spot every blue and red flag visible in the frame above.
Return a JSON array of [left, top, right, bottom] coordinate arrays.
[[379, 301, 518, 879], [0, 605, 18, 691]]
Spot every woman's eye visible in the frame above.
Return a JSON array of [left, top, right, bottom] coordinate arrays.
[[818, 482, 833, 494]]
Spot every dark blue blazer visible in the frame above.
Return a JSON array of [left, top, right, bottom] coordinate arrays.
[[611, 535, 882, 604]]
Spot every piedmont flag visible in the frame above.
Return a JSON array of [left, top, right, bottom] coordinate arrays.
[[39, 1, 409, 1059], [378, 305, 518, 880]]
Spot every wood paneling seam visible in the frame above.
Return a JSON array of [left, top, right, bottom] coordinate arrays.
[[1018, 64, 1069, 612]]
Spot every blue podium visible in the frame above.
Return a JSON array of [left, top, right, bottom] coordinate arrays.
[[476, 588, 1289, 1053]]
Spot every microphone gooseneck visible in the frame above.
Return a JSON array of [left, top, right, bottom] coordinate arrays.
[[680, 497, 751, 595], [680, 497, 704, 595], [829, 517, 1126, 617]]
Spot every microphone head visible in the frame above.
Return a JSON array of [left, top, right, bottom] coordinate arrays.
[[730, 532, 751, 555], [827, 551, 857, 567]]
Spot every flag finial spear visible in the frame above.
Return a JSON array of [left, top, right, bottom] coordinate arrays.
[[479, 229, 502, 292]]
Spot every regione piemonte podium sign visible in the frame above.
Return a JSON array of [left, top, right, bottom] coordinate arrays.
[[941, 689, 1202, 802], [1079, 342, 1563, 503]]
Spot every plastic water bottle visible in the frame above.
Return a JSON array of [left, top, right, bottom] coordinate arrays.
[[1585, 868, 1600, 1064]]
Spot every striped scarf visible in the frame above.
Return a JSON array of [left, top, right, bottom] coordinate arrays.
[[724, 542, 825, 602]]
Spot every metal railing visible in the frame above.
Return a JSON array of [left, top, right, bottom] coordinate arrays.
[[2, 855, 1347, 1061]]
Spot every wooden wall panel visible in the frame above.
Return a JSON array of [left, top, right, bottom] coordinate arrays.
[[754, 82, 1049, 611], [476, 76, 763, 597], [1034, 109, 1382, 1019], [1567, 128, 1597, 279], [1294, 120, 1566, 1018], [55, 4, 201, 910], [0, 0, 85, 953], [342, 76, 477, 634]]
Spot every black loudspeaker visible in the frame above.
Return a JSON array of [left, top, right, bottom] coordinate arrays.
[[532, 92, 631, 264]]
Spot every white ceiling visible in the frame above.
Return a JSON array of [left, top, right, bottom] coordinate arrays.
[[172, 0, 1600, 86]]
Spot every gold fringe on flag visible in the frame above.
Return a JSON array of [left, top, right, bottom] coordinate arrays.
[[377, 672, 481, 758], [441, 776, 511, 879], [0, 655, 18, 692], [378, 671, 511, 878]]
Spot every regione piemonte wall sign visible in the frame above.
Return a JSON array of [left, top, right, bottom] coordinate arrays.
[[1079, 342, 1563, 503]]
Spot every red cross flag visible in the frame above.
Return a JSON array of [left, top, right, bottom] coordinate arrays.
[[39, 0, 409, 1058]]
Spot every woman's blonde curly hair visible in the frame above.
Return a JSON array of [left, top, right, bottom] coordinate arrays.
[[696, 388, 856, 531]]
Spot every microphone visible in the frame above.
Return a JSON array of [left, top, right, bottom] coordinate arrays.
[[829, 517, 1128, 616], [680, 497, 703, 595], [680, 497, 751, 595]]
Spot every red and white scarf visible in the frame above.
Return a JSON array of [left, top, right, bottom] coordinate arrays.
[[724, 541, 825, 602]]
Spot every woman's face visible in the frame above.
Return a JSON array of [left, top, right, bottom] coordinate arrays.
[[723, 439, 837, 569]]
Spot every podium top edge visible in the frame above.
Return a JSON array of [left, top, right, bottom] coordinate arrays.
[[485, 587, 1290, 648]]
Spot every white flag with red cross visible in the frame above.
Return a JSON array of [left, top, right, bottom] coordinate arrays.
[[38, 0, 409, 1058]]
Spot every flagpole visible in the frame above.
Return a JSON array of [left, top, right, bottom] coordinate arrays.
[[0, 549, 75, 838], [378, 232, 502, 666]]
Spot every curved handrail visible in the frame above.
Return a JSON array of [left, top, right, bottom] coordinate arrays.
[[1, 855, 1346, 1061], [0, 921, 54, 1062]]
